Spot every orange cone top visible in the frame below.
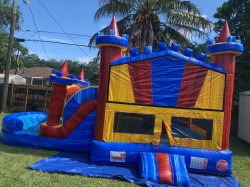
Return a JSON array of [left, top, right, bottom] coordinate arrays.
[[78, 69, 85, 81], [59, 60, 69, 77], [107, 15, 120, 36], [217, 20, 231, 43]]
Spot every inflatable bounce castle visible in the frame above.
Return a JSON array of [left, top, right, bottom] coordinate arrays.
[[1, 16, 244, 186]]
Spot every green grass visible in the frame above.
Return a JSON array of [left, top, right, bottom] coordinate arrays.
[[0, 113, 250, 186], [230, 136, 250, 186]]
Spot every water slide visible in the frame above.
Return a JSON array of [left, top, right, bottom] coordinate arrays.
[[1, 87, 98, 152], [39, 99, 97, 138]]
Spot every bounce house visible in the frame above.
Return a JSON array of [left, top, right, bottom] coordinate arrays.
[[1, 16, 244, 186]]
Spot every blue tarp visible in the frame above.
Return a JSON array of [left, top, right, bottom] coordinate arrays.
[[28, 152, 241, 187]]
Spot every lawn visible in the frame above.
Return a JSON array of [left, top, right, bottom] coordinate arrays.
[[0, 113, 249, 187]]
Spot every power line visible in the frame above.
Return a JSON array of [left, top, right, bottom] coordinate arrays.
[[25, 30, 92, 38], [1, 35, 97, 48], [38, 0, 93, 60], [28, 5, 50, 59], [15, 37, 97, 48]]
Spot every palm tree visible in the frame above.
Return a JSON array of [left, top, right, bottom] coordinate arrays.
[[89, 0, 213, 53]]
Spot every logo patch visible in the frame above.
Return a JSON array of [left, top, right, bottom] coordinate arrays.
[[216, 160, 228, 172], [110, 151, 126, 163]]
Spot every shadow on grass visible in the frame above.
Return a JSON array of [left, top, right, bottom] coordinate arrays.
[[230, 135, 250, 156]]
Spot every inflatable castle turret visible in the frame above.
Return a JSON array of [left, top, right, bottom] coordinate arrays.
[[39, 61, 90, 138], [206, 21, 244, 149], [47, 61, 69, 126], [94, 16, 129, 140]]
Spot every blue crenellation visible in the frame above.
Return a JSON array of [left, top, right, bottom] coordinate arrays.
[[97, 31, 103, 37], [157, 42, 167, 51], [206, 38, 214, 45], [144, 46, 152, 54], [236, 39, 241, 43], [196, 52, 207, 61], [111, 42, 227, 74], [226, 36, 236, 42], [121, 34, 129, 40], [170, 42, 180, 52], [108, 29, 116, 36], [69, 74, 76, 79], [129, 48, 139, 57], [50, 69, 89, 86], [183, 48, 193, 57]]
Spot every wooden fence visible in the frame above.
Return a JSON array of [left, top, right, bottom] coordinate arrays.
[[0, 84, 53, 113]]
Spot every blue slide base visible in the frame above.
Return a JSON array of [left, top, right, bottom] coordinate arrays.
[[1, 112, 96, 153]]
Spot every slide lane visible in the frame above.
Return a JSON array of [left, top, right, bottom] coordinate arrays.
[[39, 99, 97, 138]]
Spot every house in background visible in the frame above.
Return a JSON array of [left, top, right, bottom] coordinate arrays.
[[10, 67, 52, 86]]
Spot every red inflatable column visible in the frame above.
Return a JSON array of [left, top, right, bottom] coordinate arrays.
[[213, 21, 232, 150], [206, 21, 244, 150], [94, 16, 128, 140], [47, 61, 69, 126]]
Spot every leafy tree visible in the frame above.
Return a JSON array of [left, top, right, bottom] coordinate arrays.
[[0, 0, 22, 32], [0, 0, 23, 72], [214, 0, 250, 108], [0, 32, 8, 71], [21, 54, 44, 67], [89, 0, 213, 52], [67, 60, 81, 74], [82, 57, 100, 80]]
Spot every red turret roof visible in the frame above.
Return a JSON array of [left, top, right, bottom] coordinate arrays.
[[59, 60, 69, 77], [217, 20, 231, 43], [78, 69, 85, 81], [108, 15, 120, 36]]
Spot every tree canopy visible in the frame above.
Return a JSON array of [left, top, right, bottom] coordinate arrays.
[[0, 0, 22, 32], [89, 0, 213, 52], [0, 0, 25, 73]]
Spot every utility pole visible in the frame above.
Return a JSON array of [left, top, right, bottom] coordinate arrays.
[[1, 0, 18, 112]]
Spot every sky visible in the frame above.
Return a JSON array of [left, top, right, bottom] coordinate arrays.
[[15, 0, 228, 63]]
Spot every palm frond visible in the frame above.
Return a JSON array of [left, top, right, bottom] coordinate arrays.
[[166, 10, 213, 35], [95, 0, 131, 21], [158, 23, 189, 46], [92, 0, 213, 53]]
